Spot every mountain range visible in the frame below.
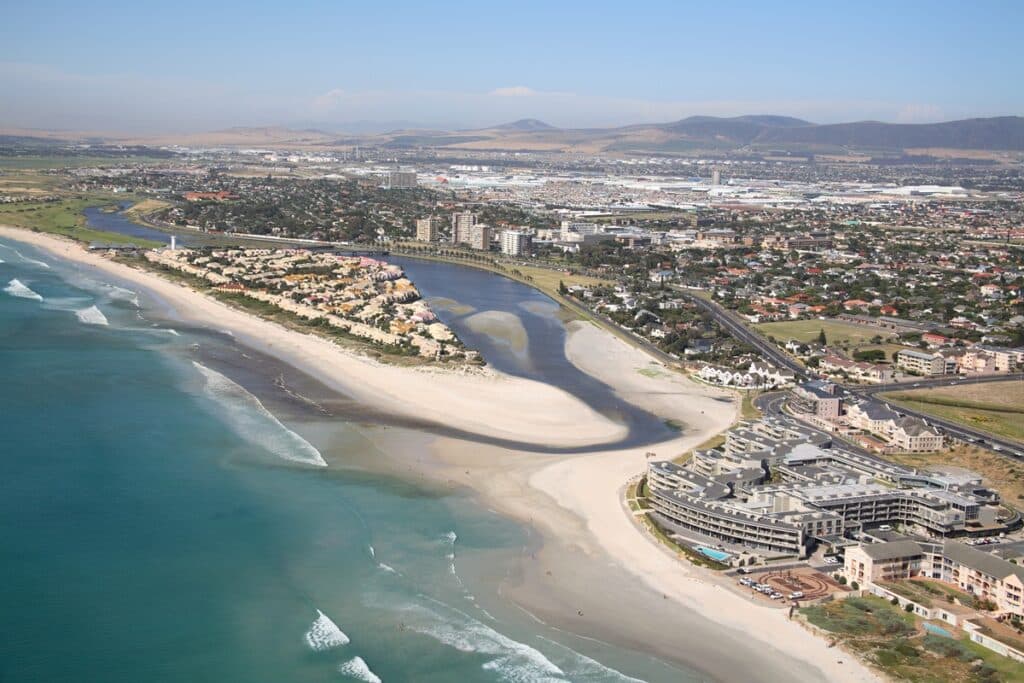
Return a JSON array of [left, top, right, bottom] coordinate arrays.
[[375, 115, 1024, 154], [2, 115, 1022, 155]]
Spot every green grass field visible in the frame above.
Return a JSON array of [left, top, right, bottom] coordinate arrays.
[[0, 155, 170, 170], [755, 318, 898, 347], [0, 197, 162, 248], [882, 382, 1024, 443]]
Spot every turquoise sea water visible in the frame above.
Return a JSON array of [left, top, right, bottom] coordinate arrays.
[[0, 239, 695, 682]]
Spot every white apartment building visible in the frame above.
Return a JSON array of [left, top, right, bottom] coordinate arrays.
[[415, 217, 438, 242], [896, 349, 954, 376], [500, 230, 532, 256], [451, 211, 476, 244], [469, 224, 493, 251]]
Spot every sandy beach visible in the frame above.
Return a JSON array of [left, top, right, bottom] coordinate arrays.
[[1, 226, 881, 683]]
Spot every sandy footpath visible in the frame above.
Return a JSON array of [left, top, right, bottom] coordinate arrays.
[[1, 227, 881, 683]]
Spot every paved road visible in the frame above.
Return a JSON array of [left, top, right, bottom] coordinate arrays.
[[670, 286, 810, 379], [763, 376, 1024, 456], [671, 287, 1024, 452], [869, 394, 1024, 456], [852, 372, 1024, 395]]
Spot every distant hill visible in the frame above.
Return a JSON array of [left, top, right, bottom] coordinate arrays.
[[490, 118, 557, 132], [6, 115, 1022, 154], [754, 116, 1024, 151], [369, 115, 1024, 154]]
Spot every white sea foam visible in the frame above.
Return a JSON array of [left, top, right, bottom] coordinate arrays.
[[165, 328, 180, 336], [75, 305, 109, 326], [395, 598, 567, 682], [105, 285, 140, 308], [537, 636, 647, 683], [192, 362, 327, 467], [5, 248, 51, 269], [5, 279, 43, 301], [337, 656, 381, 683], [377, 563, 396, 574], [304, 609, 349, 651], [368, 545, 375, 559], [443, 531, 464, 587], [0, 257, 5, 263]]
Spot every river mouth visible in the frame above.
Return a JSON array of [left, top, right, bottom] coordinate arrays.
[[2, 232, 704, 683], [81, 207, 676, 449]]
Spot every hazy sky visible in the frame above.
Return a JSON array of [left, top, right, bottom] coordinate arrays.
[[2, 0, 1021, 132]]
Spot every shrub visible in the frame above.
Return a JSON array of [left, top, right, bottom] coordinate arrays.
[[905, 603, 915, 613], [923, 635, 973, 661], [851, 581, 860, 590]]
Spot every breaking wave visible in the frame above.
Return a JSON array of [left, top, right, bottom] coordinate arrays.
[[304, 609, 349, 651], [5, 279, 43, 301], [192, 362, 327, 467], [0, 245, 51, 269], [394, 598, 567, 682], [105, 285, 140, 308], [337, 656, 381, 682], [377, 563, 396, 574], [443, 531, 464, 587], [75, 305, 109, 326], [537, 636, 647, 683]]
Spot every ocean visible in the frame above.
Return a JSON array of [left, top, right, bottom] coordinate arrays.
[[0, 237, 698, 682]]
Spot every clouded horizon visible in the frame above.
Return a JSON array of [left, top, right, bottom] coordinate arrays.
[[2, 1, 1021, 134]]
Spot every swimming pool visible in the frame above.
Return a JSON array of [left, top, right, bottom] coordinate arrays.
[[923, 622, 954, 638], [695, 546, 732, 562]]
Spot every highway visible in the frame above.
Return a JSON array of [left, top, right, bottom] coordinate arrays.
[[670, 286, 810, 378], [852, 372, 1024, 395], [670, 288, 1024, 453], [867, 391, 1024, 457]]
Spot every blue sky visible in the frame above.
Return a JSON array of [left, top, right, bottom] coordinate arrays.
[[1, 0, 1021, 132]]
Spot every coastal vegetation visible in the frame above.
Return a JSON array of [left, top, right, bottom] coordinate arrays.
[[0, 197, 162, 248], [802, 596, 1024, 682]]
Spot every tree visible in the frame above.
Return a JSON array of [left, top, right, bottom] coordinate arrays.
[[817, 328, 827, 345], [558, 280, 568, 295]]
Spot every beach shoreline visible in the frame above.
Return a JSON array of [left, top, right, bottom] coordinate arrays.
[[0, 226, 881, 683]]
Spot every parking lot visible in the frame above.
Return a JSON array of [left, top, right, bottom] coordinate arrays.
[[738, 567, 846, 604]]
